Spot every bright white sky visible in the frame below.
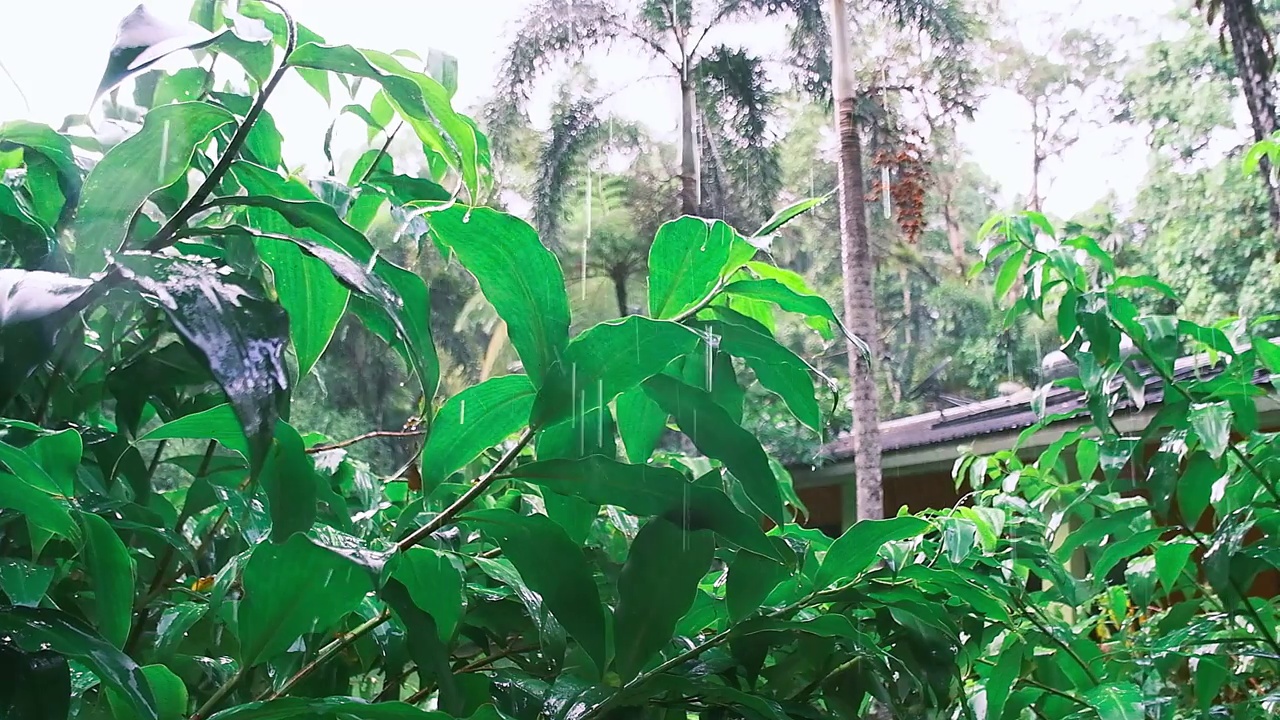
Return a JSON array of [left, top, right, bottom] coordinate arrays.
[[1, 0, 1173, 218]]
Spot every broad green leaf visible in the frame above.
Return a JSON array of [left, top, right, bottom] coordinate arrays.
[[614, 387, 667, 464], [723, 277, 839, 340], [381, 578, 463, 714], [698, 311, 819, 431], [0, 440, 79, 543], [1091, 528, 1163, 581], [995, 247, 1027, 299], [93, 5, 220, 98], [462, 509, 608, 671], [614, 519, 713, 680], [79, 513, 135, 649], [421, 374, 535, 488], [237, 533, 374, 667], [1189, 402, 1233, 460], [1194, 656, 1228, 711], [751, 195, 826, 238], [139, 404, 248, 459], [0, 269, 100, 406], [73, 102, 234, 271], [531, 315, 701, 428], [1178, 451, 1221, 526], [205, 697, 448, 720], [429, 207, 569, 386], [0, 559, 54, 606], [0, 606, 157, 720], [1154, 541, 1196, 594], [260, 423, 317, 541], [648, 217, 734, 319], [389, 548, 465, 642], [0, 121, 81, 229], [985, 636, 1022, 720], [727, 543, 793, 622], [257, 233, 349, 377], [223, 183, 438, 401], [1252, 336, 1280, 373], [1084, 682, 1145, 720], [816, 517, 931, 588], [507, 456, 783, 562], [113, 255, 288, 473], [642, 373, 786, 524], [287, 43, 481, 200], [941, 517, 977, 564], [107, 664, 187, 720]]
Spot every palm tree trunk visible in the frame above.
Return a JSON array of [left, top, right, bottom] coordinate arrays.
[[1220, 0, 1280, 227], [679, 69, 700, 216], [611, 268, 629, 316], [828, 0, 884, 522]]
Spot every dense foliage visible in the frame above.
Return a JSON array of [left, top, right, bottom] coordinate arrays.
[[2, 2, 1279, 720]]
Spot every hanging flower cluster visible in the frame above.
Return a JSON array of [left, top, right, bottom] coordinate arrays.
[[867, 139, 929, 244]]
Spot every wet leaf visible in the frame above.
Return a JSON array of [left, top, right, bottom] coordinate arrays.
[[237, 533, 373, 668], [698, 310, 819, 431], [388, 547, 465, 642], [429, 207, 569, 387], [1189, 402, 1233, 460], [421, 374, 535, 488], [260, 422, 317, 541], [0, 441, 80, 543], [0, 559, 54, 606], [816, 517, 931, 588], [73, 102, 235, 271], [1084, 682, 1145, 720], [648, 217, 735, 319], [614, 519, 714, 680], [107, 664, 187, 720], [139, 403, 249, 459], [204, 696, 449, 720], [984, 636, 1022, 720], [642, 373, 786, 525], [0, 269, 100, 406], [79, 512, 135, 649], [723, 277, 838, 340], [726, 543, 793, 622], [614, 387, 667, 464], [113, 254, 289, 472], [462, 509, 608, 671], [94, 4, 222, 99], [751, 195, 826, 238]]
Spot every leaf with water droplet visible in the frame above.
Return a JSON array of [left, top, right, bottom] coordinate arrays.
[[93, 4, 223, 101], [112, 253, 289, 474], [647, 217, 735, 319], [421, 374, 535, 490], [78, 512, 135, 649], [0, 268, 101, 407]]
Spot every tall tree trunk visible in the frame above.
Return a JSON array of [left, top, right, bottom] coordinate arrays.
[[1220, 0, 1280, 226], [611, 268, 629, 317], [940, 182, 968, 274], [828, 0, 884, 522], [679, 69, 700, 216]]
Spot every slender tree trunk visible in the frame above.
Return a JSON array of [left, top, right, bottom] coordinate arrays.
[[679, 69, 700, 216], [1220, 0, 1280, 227], [828, 0, 884, 522], [940, 184, 968, 274], [611, 269, 629, 316]]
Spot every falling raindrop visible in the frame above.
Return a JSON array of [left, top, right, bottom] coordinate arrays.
[[596, 378, 604, 447], [365, 248, 380, 274], [460, 399, 465, 424], [582, 165, 591, 300], [158, 118, 171, 182]]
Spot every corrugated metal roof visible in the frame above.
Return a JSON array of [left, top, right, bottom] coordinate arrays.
[[818, 348, 1277, 462]]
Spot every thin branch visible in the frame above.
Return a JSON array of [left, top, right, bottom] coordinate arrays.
[[306, 429, 427, 454], [191, 668, 245, 720], [263, 609, 393, 701], [146, 0, 297, 251], [396, 428, 535, 552], [353, 122, 404, 187]]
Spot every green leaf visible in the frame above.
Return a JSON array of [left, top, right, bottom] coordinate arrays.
[[1154, 541, 1196, 595], [0, 559, 54, 606], [421, 375, 535, 488], [1189, 402, 1233, 460], [698, 311, 819, 431], [237, 533, 374, 668], [614, 519, 714, 680], [642, 373, 786, 525], [204, 697, 448, 720], [0, 442, 80, 543], [751, 195, 826, 238], [462, 509, 608, 671], [388, 548, 465, 643], [113, 255, 288, 473], [614, 388, 667, 464], [79, 512, 135, 649], [723, 277, 839, 340], [1252, 336, 1280, 373], [224, 183, 439, 401], [941, 517, 977, 564], [0, 606, 158, 720], [1091, 528, 1163, 581], [0, 269, 101, 406], [260, 423, 317, 541], [107, 664, 187, 720], [286, 43, 481, 200], [727, 544, 793, 622], [995, 247, 1027, 299], [139, 404, 248, 459], [648, 217, 735, 319], [73, 102, 235, 271], [380, 579, 463, 715], [984, 636, 1022, 720], [0, 121, 81, 229], [816, 517, 931, 588], [93, 5, 221, 99], [530, 315, 701, 428], [508, 456, 783, 562], [1084, 683, 1145, 720], [429, 207, 569, 386], [1178, 452, 1220, 526], [256, 232, 349, 377], [1194, 656, 1228, 711]]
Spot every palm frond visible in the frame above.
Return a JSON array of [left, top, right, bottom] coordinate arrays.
[[873, 0, 973, 55], [535, 95, 605, 248], [695, 45, 782, 228]]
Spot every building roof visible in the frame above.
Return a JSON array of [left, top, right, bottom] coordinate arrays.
[[817, 346, 1277, 463]]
